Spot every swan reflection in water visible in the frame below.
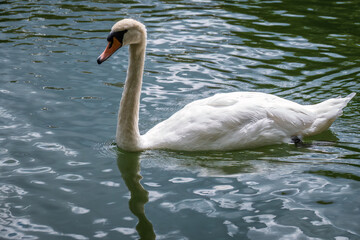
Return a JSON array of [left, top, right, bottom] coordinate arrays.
[[116, 151, 156, 240]]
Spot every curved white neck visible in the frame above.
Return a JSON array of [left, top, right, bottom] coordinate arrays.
[[116, 42, 146, 151]]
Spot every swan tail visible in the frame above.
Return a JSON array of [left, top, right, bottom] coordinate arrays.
[[304, 93, 356, 136]]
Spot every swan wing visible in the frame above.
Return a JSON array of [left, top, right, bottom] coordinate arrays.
[[142, 92, 315, 150]]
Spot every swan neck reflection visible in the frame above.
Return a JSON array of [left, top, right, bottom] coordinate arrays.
[[117, 152, 156, 240]]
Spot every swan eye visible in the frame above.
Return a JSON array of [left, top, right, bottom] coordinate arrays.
[[106, 30, 128, 48], [108, 40, 113, 49]]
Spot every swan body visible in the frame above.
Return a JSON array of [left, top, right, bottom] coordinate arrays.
[[141, 91, 355, 151], [97, 19, 356, 152]]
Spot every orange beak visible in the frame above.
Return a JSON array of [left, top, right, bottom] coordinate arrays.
[[97, 37, 122, 64]]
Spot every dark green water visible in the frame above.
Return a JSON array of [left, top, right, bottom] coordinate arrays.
[[1, 0, 359, 239]]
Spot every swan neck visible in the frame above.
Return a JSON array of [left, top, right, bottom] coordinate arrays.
[[117, 42, 146, 151]]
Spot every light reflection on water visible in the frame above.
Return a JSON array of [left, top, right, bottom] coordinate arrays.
[[1, 0, 359, 239]]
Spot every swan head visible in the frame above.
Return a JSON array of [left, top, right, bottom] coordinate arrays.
[[97, 19, 146, 64]]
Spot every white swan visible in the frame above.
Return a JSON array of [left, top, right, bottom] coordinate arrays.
[[97, 19, 355, 152]]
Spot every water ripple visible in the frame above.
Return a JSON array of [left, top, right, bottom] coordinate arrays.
[[93, 141, 117, 158], [10, 132, 42, 142], [0, 184, 27, 199], [161, 198, 217, 216], [111, 227, 136, 236], [15, 167, 53, 174], [0, 107, 16, 121], [0, 158, 19, 167], [69, 204, 90, 215], [100, 181, 120, 187], [33, 142, 78, 157], [0, 206, 88, 240], [168, 177, 195, 183], [56, 174, 84, 181]]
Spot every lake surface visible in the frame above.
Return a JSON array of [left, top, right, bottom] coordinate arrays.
[[1, 0, 359, 239]]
